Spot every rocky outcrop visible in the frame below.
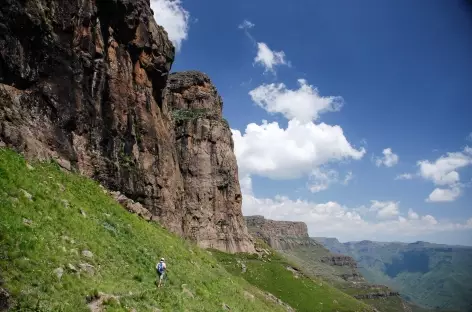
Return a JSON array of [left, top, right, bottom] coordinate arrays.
[[320, 255, 358, 268], [246, 215, 309, 238], [320, 255, 363, 281], [0, 0, 253, 253], [245, 215, 311, 250], [353, 291, 400, 300]]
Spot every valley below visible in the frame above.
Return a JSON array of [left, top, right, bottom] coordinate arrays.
[[315, 237, 472, 311]]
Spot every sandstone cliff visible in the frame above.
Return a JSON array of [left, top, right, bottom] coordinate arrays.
[[166, 71, 254, 252], [0, 0, 254, 253], [245, 215, 310, 250]]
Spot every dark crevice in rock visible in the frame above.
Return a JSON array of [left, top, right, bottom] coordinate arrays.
[[0, 277, 10, 312]]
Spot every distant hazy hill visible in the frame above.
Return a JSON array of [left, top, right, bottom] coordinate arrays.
[[315, 237, 472, 311]]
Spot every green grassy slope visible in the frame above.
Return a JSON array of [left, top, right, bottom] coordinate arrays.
[[211, 241, 375, 312], [0, 148, 287, 312], [277, 243, 358, 285]]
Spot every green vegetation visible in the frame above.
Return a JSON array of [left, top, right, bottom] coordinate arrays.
[[171, 108, 230, 128], [0, 148, 286, 312], [171, 108, 210, 122], [211, 245, 375, 312], [221, 118, 230, 128], [118, 151, 134, 169], [278, 243, 354, 285]]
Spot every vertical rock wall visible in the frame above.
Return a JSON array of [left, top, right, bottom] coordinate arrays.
[[165, 71, 254, 252]]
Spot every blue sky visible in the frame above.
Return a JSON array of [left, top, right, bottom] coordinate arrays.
[[152, 0, 472, 245]]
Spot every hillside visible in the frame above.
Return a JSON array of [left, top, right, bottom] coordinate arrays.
[[244, 216, 422, 312], [315, 238, 472, 311], [211, 240, 374, 312], [0, 148, 287, 311]]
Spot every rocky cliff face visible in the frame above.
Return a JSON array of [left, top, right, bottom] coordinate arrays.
[[245, 215, 309, 238], [0, 0, 254, 253], [320, 255, 358, 268], [245, 215, 311, 250], [166, 72, 254, 252]]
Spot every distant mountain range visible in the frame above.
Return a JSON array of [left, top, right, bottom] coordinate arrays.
[[314, 238, 472, 312]]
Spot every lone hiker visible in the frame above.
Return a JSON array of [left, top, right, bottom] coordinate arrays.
[[156, 257, 167, 288]]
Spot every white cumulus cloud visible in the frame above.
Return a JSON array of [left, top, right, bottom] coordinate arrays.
[[232, 119, 365, 180], [308, 168, 338, 193], [369, 200, 400, 219], [249, 79, 343, 123], [308, 169, 353, 193], [239, 174, 253, 196], [418, 147, 472, 186], [408, 209, 419, 220], [375, 148, 399, 167], [151, 0, 190, 51], [254, 42, 288, 73], [426, 186, 462, 203], [418, 147, 472, 202]]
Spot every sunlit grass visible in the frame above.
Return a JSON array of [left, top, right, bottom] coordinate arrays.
[[0, 148, 285, 312]]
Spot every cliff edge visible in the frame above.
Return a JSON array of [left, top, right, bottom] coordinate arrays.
[[245, 215, 309, 250], [0, 0, 254, 253]]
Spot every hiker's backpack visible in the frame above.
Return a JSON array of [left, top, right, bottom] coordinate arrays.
[[157, 262, 165, 274]]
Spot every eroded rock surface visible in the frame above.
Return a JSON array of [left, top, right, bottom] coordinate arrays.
[[320, 255, 358, 268], [245, 215, 310, 250], [166, 71, 254, 252], [0, 0, 253, 253]]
